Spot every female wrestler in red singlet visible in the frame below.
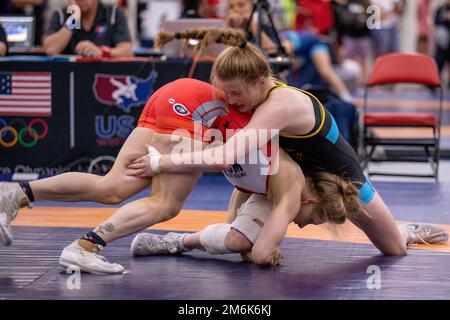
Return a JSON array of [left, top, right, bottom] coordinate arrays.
[[0, 78, 252, 274]]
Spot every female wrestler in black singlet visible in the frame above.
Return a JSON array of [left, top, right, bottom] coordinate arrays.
[[127, 28, 448, 264]]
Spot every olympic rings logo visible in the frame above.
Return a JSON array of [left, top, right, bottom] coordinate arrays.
[[0, 118, 48, 148]]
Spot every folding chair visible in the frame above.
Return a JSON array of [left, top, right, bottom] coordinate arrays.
[[362, 53, 443, 180]]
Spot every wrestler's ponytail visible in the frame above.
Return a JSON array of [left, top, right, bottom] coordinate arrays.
[[306, 172, 363, 225], [155, 27, 272, 87], [155, 28, 246, 51]]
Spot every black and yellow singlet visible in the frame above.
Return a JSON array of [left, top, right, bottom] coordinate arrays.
[[268, 82, 375, 205]]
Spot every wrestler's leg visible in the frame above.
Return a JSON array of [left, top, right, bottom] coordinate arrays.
[[59, 135, 205, 273], [0, 128, 154, 245], [349, 192, 407, 256], [29, 127, 155, 204], [131, 194, 270, 256]]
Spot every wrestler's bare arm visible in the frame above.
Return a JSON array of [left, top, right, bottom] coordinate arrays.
[[129, 90, 314, 176], [246, 152, 305, 265]]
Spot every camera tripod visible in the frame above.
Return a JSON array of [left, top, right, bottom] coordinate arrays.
[[243, 0, 287, 57]]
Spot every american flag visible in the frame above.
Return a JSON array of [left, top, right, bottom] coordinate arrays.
[[0, 72, 52, 117]]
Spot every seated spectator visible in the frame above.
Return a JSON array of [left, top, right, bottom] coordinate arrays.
[[0, 24, 8, 56], [281, 30, 354, 102], [43, 0, 132, 58]]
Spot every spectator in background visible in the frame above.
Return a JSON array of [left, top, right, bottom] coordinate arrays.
[[226, 0, 280, 53], [181, 0, 218, 19], [280, 0, 297, 30], [199, 0, 219, 18], [281, 30, 354, 102], [181, 0, 204, 18], [225, 0, 353, 101], [434, 0, 450, 84], [117, 0, 128, 16], [0, 0, 46, 46], [370, 0, 405, 57], [295, 0, 340, 67], [295, 0, 335, 36], [417, 0, 431, 54], [280, 29, 361, 151], [0, 24, 8, 56], [334, 0, 372, 84], [43, 0, 132, 58]]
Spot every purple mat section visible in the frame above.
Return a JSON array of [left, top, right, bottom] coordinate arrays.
[[1, 226, 450, 300], [374, 181, 450, 224], [32, 176, 450, 225]]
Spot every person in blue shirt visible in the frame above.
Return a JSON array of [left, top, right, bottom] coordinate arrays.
[[280, 30, 355, 103]]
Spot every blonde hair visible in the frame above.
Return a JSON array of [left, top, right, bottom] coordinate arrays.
[[306, 172, 364, 225], [155, 27, 272, 88]]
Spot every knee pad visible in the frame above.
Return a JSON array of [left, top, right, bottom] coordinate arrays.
[[231, 215, 262, 244], [199, 223, 232, 255], [230, 194, 272, 244], [238, 194, 272, 223]]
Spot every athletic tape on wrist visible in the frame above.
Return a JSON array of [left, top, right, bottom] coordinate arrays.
[[147, 146, 162, 174]]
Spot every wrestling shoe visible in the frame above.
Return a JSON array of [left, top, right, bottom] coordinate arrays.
[[0, 182, 30, 245], [399, 223, 449, 245], [59, 240, 124, 274], [130, 232, 190, 256]]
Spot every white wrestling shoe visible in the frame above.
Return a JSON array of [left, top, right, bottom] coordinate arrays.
[[0, 182, 29, 245], [399, 223, 449, 245], [59, 240, 124, 274], [130, 232, 190, 256]]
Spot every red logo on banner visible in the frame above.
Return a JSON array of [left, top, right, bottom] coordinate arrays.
[[92, 71, 157, 112]]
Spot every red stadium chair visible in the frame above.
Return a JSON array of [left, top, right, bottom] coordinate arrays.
[[362, 53, 443, 180]]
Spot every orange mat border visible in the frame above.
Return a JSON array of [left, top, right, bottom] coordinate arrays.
[[13, 207, 450, 253]]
